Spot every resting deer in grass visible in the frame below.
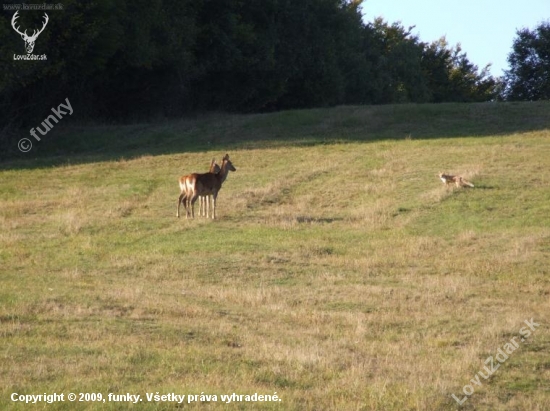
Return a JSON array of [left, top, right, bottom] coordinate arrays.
[[177, 159, 220, 218], [180, 154, 236, 219]]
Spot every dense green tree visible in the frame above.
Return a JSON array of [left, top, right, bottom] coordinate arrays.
[[503, 21, 550, 101], [365, 18, 430, 104], [0, 0, 500, 133], [448, 45, 497, 102], [421, 38, 497, 102], [420, 38, 454, 102]]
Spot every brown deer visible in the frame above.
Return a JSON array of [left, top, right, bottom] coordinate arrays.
[[177, 159, 220, 218], [184, 154, 236, 219]]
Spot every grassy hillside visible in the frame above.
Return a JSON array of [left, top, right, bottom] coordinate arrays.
[[2, 101, 549, 164], [1, 102, 549, 410]]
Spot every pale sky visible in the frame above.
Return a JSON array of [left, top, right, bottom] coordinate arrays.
[[361, 0, 550, 78]]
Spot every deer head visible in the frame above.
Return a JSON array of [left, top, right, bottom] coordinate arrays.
[[11, 11, 49, 54]]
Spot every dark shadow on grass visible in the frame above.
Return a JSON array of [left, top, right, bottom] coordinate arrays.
[[1, 101, 549, 171], [296, 216, 342, 224]]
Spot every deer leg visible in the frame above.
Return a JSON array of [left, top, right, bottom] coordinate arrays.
[[211, 193, 217, 219], [185, 194, 191, 219], [190, 193, 199, 219], [199, 196, 208, 217], [177, 193, 185, 218]]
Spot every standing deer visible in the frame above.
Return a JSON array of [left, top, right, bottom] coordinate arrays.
[[177, 159, 220, 218], [11, 11, 49, 54], [183, 154, 236, 219]]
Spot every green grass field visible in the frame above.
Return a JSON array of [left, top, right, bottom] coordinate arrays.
[[1, 102, 549, 410]]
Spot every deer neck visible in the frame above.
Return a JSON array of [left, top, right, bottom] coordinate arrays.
[[217, 162, 231, 184]]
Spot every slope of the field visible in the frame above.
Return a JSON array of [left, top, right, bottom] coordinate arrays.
[[1, 102, 549, 410]]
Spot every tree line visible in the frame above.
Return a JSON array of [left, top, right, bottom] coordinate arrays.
[[0, 0, 548, 129]]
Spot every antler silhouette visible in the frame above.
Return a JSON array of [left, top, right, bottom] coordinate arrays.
[[11, 11, 27, 37], [11, 11, 49, 53]]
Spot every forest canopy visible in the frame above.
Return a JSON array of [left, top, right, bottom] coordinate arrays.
[[0, 0, 533, 128]]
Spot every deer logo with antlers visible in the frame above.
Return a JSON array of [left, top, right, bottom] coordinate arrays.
[[11, 11, 49, 54]]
